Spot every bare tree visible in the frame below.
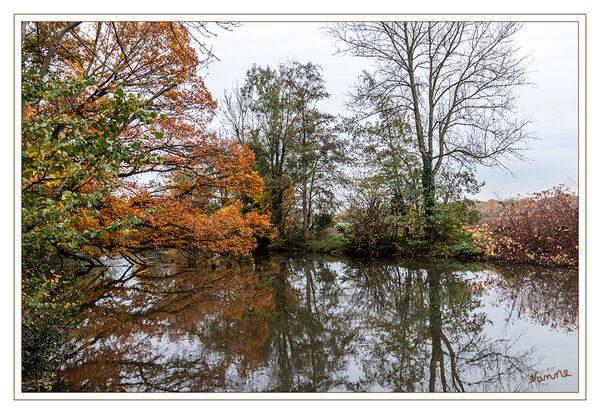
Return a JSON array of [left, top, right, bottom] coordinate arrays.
[[326, 22, 532, 238], [219, 82, 255, 144]]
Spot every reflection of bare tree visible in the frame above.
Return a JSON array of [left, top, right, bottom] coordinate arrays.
[[486, 263, 578, 332], [58, 258, 274, 392], [346, 261, 542, 392], [426, 267, 539, 392]]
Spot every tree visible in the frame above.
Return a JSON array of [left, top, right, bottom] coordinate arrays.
[[21, 57, 166, 390], [219, 61, 343, 241], [22, 21, 269, 261], [344, 89, 483, 209], [468, 186, 578, 266], [327, 22, 531, 239], [22, 75, 160, 262], [343, 90, 483, 245], [287, 62, 342, 241], [94, 142, 269, 258], [226, 63, 298, 237], [21, 21, 230, 180]]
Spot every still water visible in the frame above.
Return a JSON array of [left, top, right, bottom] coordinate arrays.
[[57, 253, 578, 393]]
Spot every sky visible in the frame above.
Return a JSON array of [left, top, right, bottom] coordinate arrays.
[[200, 22, 579, 201]]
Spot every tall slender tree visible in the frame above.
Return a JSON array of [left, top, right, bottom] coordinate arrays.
[[219, 61, 343, 241], [287, 63, 341, 241]]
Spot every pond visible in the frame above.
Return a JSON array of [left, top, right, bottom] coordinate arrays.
[[56, 253, 579, 393]]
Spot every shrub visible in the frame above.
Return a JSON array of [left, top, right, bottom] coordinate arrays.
[[466, 186, 578, 266], [312, 213, 334, 234], [433, 200, 481, 242], [269, 225, 305, 250], [447, 240, 481, 258], [22, 265, 80, 391], [345, 189, 395, 255], [392, 199, 480, 257]]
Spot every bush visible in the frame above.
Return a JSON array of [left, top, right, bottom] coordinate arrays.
[[395, 235, 429, 255], [345, 189, 395, 255], [22, 265, 80, 391], [312, 213, 334, 235], [433, 200, 481, 242], [392, 199, 480, 258], [447, 240, 481, 258], [466, 186, 578, 266], [268, 226, 305, 250]]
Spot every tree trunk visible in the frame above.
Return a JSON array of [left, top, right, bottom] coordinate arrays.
[[302, 158, 309, 242], [271, 186, 285, 238], [422, 155, 436, 241]]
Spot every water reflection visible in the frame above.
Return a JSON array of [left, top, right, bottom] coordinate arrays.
[[57, 254, 578, 393], [486, 263, 578, 332], [60, 255, 274, 392], [260, 258, 359, 391]]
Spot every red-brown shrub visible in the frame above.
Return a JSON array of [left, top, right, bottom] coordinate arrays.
[[467, 186, 578, 266]]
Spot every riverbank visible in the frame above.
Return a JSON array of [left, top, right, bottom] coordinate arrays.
[[265, 230, 578, 268]]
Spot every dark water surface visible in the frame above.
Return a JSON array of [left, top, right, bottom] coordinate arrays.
[[57, 253, 578, 393]]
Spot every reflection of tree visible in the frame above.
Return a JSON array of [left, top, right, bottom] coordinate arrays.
[[58, 253, 577, 393], [346, 261, 542, 392], [427, 267, 539, 392], [259, 256, 360, 391], [486, 263, 578, 332], [57, 258, 274, 392], [342, 260, 430, 391]]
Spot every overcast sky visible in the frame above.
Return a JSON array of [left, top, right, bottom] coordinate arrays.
[[201, 22, 579, 201]]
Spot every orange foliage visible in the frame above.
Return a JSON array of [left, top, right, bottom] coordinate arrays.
[[102, 197, 269, 256], [98, 141, 270, 256]]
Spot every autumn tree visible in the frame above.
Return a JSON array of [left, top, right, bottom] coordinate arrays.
[[327, 22, 531, 239], [22, 21, 269, 260], [21, 21, 226, 175], [21, 52, 166, 390], [221, 63, 297, 237], [22, 76, 160, 263], [98, 142, 269, 258]]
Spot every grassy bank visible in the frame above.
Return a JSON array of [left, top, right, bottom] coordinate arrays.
[[267, 228, 482, 259]]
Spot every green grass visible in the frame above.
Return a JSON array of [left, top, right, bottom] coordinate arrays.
[[306, 233, 348, 253]]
